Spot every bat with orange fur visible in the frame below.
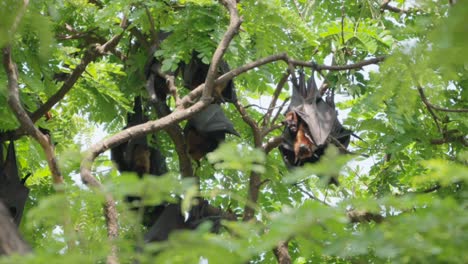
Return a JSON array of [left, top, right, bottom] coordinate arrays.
[[279, 69, 352, 184]]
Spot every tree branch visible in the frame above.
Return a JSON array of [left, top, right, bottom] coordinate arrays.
[[29, 18, 129, 124], [180, 54, 386, 109], [347, 210, 384, 223], [153, 102, 194, 178], [262, 136, 283, 154], [202, 0, 242, 101], [3, 46, 64, 185], [273, 241, 291, 264], [417, 86, 468, 113], [262, 72, 289, 128], [80, 0, 243, 242]]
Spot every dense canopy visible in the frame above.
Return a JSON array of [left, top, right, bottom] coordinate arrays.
[[0, 0, 467, 263]]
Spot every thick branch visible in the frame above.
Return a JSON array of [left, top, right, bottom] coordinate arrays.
[[202, 0, 242, 100], [153, 102, 194, 178], [273, 241, 291, 264], [233, 101, 263, 221], [3, 46, 64, 185], [262, 136, 283, 154], [80, 100, 209, 185], [347, 210, 384, 223]]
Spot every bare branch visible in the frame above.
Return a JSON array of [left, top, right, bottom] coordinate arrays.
[[271, 97, 290, 126], [289, 56, 386, 71], [380, 0, 414, 14], [234, 101, 262, 146], [262, 72, 290, 128], [9, 0, 29, 37], [155, 66, 181, 107], [3, 46, 64, 185], [202, 0, 242, 101], [420, 99, 442, 133], [145, 6, 158, 46], [153, 102, 194, 178], [405, 64, 443, 134], [262, 136, 283, 154], [181, 54, 385, 109], [262, 123, 284, 138], [347, 210, 384, 223], [273, 241, 291, 264], [417, 86, 468, 113], [340, 2, 345, 46], [232, 100, 264, 221]]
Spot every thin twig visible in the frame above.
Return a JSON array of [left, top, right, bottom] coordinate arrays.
[[29, 19, 129, 124], [417, 86, 468, 113], [271, 97, 290, 126], [262, 72, 290, 128], [179, 55, 386, 109]]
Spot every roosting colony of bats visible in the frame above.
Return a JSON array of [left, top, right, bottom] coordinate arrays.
[[0, 37, 352, 245], [107, 44, 352, 241]]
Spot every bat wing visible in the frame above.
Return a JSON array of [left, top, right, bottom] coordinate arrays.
[[149, 147, 168, 176], [189, 104, 240, 136], [183, 52, 237, 103], [0, 142, 29, 226], [278, 128, 297, 168], [183, 53, 208, 89], [295, 98, 336, 146], [144, 203, 186, 242]]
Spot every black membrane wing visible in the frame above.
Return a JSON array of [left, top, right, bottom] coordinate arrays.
[[0, 141, 29, 226], [188, 104, 239, 136], [182, 52, 237, 103], [289, 71, 336, 146], [295, 98, 336, 147]]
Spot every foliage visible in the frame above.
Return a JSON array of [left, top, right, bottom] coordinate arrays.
[[1, 0, 467, 263]]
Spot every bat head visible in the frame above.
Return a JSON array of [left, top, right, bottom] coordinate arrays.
[[284, 111, 298, 133], [293, 122, 316, 162]]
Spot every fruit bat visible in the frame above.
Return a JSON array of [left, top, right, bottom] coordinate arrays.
[[182, 52, 237, 103], [279, 69, 352, 183], [110, 97, 169, 227], [0, 141, 29, 226], [184, 104, 240, 161], [111, 97, 168, 177], [144, 200, 228, 243]]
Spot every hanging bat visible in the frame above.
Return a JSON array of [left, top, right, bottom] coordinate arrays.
[[184, 104, 240, 161], [144, 199, 230, 243], [0, 141, 29, 226], [182, 52, 237, 103], [279, 69, 352, 184], [111, 97, 168, 177]]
